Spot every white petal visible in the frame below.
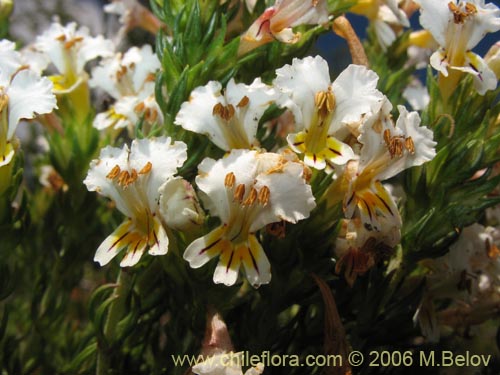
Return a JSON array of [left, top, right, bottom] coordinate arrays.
[[251, 158, 316, 230], [241, 235, 271, 287], [213, 252, 241, 286], [331, 64, 383, 129], [123, 45, 161, 93], [83, 144, 134, 217], [466, 0, 500, 50], [452, 52, 498, 95], [429, 49, 449, 76], [76, 33, 114, 73], [273, 0, 329, 27], [184, 226, 226, 268], [225, 77, 276, 147], [413, 0, 449, 46], [196, 150, 259, 222], [94, 220, 132, 266], [403, 80, 430, 111], [7, 69, 57, 139], [148, 219, 169, 256], [374, 19, 397, 51], [378, 105, 436, 180], [175, 81, 231, 150], [129, 137, 187, 208], [119, 239, 148, 267]]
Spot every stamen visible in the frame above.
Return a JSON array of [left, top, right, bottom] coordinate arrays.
[[257, 186, 270, 206], [0, 92, 8, 111], [242, 187, 258, 206], [55, 34, 66, 42], [314, 87, 336, 119], [212, 103, 235, 121], [135, 101, 146, 113], [234, 184, 246, 202], [129, 169, 138, 184], [118, 170, 130, 186], [224, 172, 236, 187], [106, 165, 121, 179], [139, 162, 152, 176], [64, 36, 84, 49], [236, 96, 250, 108], [116, 65, 128, 80], [448, 1, 475, 24], [405, 137, 415, 154]]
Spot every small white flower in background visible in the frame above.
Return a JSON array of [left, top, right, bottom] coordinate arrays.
[[105, 0, 163, 44], [84, 137, 191, 267], [403, 78, 430, 111], [175, 78, 276, 151], [34, 21, 114, 93], [350, 0, 410, 50], [428, 223, 500, 299], [184, 149, 316, 287], [239, 0, 329, 54], [274, 56, 383, 171], [90, 45, 162, 133], [335, 216, 400, 286], [0, 41, 57, 167], [341, 99, 436, 231], [414, 0, 500, 94]]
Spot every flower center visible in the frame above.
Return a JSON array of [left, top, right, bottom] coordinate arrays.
[[212, 95, 253, 149], [383, 129, 415, 159], [223, 171, 270, 244]]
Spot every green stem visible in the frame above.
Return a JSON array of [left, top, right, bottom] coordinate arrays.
[[96, 270, 133, 375]]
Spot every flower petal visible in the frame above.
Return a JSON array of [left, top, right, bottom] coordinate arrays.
[[7, 69, 57, 139], [184, 226, 229, 268], [241, 235, 271, 287], [94, 220, 133, 266]]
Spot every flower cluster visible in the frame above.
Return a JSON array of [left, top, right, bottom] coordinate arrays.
[[2, 0, 500, 374]]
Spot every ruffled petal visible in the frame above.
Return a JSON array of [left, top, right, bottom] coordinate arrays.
[[7, 69, 57, 139], [331, 64, 383, 129]]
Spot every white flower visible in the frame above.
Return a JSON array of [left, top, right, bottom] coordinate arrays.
[[351, 0, 410, 50], [192, 352, 264, 375], [402, 78, 430, 110], [105, 0, 162, 43], [84, 137, 188, 267], [341, 100, 436, 230], [335, 217, 400, 286], [184, 149, 316, 287], [414, 0, 500, 94], [175, 78, 276, 151], [90, 45, 162, 132], [239, 0, 329, 53], [35, 21, 114, 92], [274, 56, 383, 171], [428, 223, 500, 298], [0, 59, 57, 167]]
